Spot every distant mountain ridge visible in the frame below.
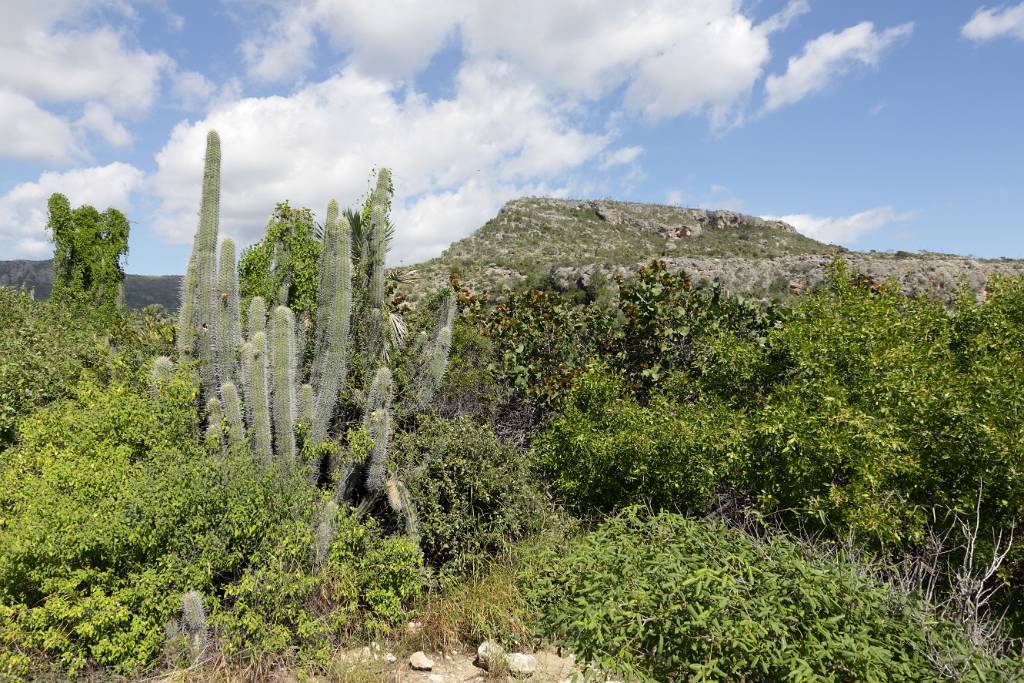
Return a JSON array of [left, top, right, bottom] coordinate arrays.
[[4, 197, 1024, 309], [0, 259, 182, 310]]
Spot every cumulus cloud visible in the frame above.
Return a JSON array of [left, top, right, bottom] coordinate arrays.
[[0, 1, 172, 115], [764, 21, 913, 112], [962, 3, 1024, 42], [243, 0, 461, 83], [172, 71, 217, 110], [240, 0, 810, 128], [0, 90, 82, 163], [150, 62, 606, 264], [76, 102, 133, 147], [0, 162, 144, 257], [772, 206, 914, 243], [599, 146, 644, 170]]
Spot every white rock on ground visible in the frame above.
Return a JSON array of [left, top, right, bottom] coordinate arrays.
[[409, 650, 435, 671], [508, 652, 537, 675], [475, 640, 506, 671]]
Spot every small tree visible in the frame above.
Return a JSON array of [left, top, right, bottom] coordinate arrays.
[[46, 193, 129, 310]]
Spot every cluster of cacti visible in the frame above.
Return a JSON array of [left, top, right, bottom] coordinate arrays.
[[176, 131, 453, 541]]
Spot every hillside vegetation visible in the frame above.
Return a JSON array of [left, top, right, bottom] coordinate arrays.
[[406, 197, 1024, 302], [3, 137, 1024, 681]]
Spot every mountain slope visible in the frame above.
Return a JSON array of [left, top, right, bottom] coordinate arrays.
[[0, 259, 182, 310], [404, 197, 1024, 301]]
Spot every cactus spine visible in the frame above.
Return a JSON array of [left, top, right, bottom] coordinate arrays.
[[180, 590, 209, 661], [270, 305, 297, 462], [177, 254, 197, 355], [221, 382, 245, 448], [363, 367, 393, 493], [216, 237, 242, 386], [186, 132, 222, 398], [151, 356, 174, 395], [298, 383, 313, 426], [309, 201, 352, 443], [364, 170, 391, 366], [409, 293, 455, 412], [247, 295, 267, 340], [205, 397, 223, 442], [249, 331, 273, 462]]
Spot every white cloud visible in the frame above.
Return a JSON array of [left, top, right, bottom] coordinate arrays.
[[772, 206, 914, 243], [0, 90, 81, 163], [666, 190, 685, 206], [599, 146, 644, 170], [962, 3, 1024, 42], [172, 70, 217, 110], [151, 62, 606, 264], [0, 2, 172, 115], [243, 0, 461, 83], [764, 21, 913, 112], [0, 162, 144, 258], [76, 102, 133, 147], [240, 0, 808, 129]]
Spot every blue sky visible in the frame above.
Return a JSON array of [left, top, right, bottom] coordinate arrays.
[[0, 0, 1021, 275]]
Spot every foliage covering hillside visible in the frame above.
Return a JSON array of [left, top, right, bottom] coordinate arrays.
[[3, 144, 1024, 680]]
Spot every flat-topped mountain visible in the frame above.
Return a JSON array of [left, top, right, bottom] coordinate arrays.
[[404, 197, 1024, 301]]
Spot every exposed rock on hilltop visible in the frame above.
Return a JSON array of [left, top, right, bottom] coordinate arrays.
[[588, 199, 797, 239], [405, 197, 833, 297], [404, 197, 1024, 303]]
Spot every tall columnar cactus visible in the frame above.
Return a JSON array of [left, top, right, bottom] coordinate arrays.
[[176, 131, 222, 399], [309, 201, 352, 443], [205, 397, 223, 441], [408, 292, 455, 413], [180, 590, 209, 661], [298, 383, 313, 426], [364, 169, 392, 366], [363, 366, 393, 493], [249, 331, 273, 463], [240, 340, 254, 425], [315, 500, 338, 564], [247, 295, 267, 340], [150, 356, 175, 395], [270, 305, 298, 462], [221, 382, 245, 448], [368, 170, 390, 311], [217, 237, 242, 386], [177, 134, 458, 544], [177, 254, 197, 356]]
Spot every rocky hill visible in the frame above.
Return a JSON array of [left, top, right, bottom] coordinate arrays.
[[404, 197, 1024, 301], [5, 197, 1023, 308], [0, 259, 182, 310]]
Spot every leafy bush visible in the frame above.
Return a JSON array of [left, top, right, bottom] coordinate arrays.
[[0, 363, 422, 675], [215, 505, 422, 663], [392, 416, 547, 575], [536, 364, 742, 514], [0, 287, 175, 447], [523, 508, 1021, 682]]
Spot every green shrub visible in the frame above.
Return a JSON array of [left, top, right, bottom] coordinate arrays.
[[215, 504, 423, 663], [0, 287, 174, 446], [0, 363, 422, 674], [393, 416, 547, 575], [536, 364, 742, 513], [523, 508, 1021, 682]]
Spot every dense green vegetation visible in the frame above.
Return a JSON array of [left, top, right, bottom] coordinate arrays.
[[3, 136, 1024, 680]]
